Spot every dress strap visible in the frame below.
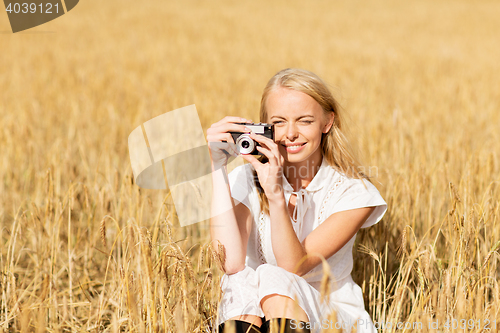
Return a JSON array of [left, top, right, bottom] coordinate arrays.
[[291, 188, 312, 237]]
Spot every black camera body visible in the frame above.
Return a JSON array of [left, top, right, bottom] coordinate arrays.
[[230, 123, 274, 155]]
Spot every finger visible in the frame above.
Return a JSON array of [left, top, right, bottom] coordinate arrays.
[[240, 153, 261, 170], [224, 140, 239, 156], [208, 133, 239, 156], [207, 132, 236, 144], [249, 132, 276, 147], [212, 122, 253, 135], [250, 134, 281, 163], [213, 116, 253, 127], [209, 141, 238, 155], [271, 144, 283, 164], [256, 146, 278, 166], [227, 144, 238, 156]]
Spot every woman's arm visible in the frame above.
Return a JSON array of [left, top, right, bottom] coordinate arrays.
[[267, 195, 375, 276], [266, 191, 307, 273], [209, 165, 253, 275], [239, 133, 312, 274], [207, 116, 253, 275]]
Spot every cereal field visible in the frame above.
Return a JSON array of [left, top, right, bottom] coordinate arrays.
[[1, 0, 499, 331]]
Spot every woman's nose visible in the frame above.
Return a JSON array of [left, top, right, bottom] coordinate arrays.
[[286, 123, 299, 140]]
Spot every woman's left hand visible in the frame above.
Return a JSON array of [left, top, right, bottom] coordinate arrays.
[[240, 133, 285, 201]]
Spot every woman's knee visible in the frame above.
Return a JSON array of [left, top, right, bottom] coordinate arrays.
[[260, 294, 310, 322], [226, 314, 263, 326], [256, 263, 290, 280], [260, 294, 309, 322], [221, 265, 258, 288]]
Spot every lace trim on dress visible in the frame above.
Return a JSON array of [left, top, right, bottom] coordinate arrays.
[[257, 212, 267, 264], [318, 176, 345, 223], [310, 175, 351, 281]]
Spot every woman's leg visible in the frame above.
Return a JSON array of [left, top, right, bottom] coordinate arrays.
[[218, 265, 311, 331], [260, 294, 309, 322], [256, 265, 312, 321], [227, 314, 263, 327], [217, 266, 265, 328], [255, 265, 313, 332], [218, 315, 263, 333]]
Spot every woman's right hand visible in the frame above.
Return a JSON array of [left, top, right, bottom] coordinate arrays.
[[206, 116, 253, 169]]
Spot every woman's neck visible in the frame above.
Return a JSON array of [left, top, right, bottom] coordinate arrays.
[[283, 153, 323, 192]]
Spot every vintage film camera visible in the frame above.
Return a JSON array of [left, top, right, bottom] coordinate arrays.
[[230, 123, 274, 155]]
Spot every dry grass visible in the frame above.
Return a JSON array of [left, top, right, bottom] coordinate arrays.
[[1, 0, 499, 331]]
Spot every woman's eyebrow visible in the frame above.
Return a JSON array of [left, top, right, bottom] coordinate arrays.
[[270, 115, 315, 120]]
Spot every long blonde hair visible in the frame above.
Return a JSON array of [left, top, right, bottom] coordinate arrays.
[[255, 68, 369, 215]]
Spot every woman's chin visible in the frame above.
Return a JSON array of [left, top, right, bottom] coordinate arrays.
[[282, 153, 310, 165], [281, 147, 321, 166]]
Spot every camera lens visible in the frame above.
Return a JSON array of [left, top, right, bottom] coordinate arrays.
[[236, 134, 255, 154]]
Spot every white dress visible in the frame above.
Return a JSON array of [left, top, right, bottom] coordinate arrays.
[[216, 157, 387, 332]]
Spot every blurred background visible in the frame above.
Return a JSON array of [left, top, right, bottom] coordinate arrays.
[[1, 0, 499, 331]]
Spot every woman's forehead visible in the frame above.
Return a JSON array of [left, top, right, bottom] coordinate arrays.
[[265, 87, 323, 118]]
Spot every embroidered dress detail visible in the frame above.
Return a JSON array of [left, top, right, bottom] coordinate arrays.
[[257, 212, 267, 264], [318, 176, 345, 223]]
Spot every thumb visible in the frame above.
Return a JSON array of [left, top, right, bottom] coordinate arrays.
[[241, 154, 259, 169]]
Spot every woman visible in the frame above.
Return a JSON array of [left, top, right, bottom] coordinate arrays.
[[207, 68, 387, 333]]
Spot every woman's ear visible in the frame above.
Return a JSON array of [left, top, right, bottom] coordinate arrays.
[[323, 113, 335, 133]]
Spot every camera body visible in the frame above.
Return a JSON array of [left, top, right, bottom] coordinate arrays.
[[230, 123, 274, 155]]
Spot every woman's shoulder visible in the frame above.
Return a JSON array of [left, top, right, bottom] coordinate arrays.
[[321, 166, 387, 228], [325, 164, 381, 196]]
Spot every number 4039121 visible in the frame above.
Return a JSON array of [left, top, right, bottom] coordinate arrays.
[[6, 2, 60, 14]]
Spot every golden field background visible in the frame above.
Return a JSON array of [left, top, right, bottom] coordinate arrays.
[[1, 0, 499, 331]]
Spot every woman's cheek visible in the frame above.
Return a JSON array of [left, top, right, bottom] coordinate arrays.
[[277, 144, 286, 155], [273, 127, 285, 140]]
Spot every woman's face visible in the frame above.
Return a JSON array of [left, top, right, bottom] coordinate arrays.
[[265, 87, 334, 167]]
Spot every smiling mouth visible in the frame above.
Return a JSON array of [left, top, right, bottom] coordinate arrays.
[[282, 143, 306, 149]]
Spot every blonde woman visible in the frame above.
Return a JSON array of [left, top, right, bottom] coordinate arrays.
[[207, 68, 387, 333]]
